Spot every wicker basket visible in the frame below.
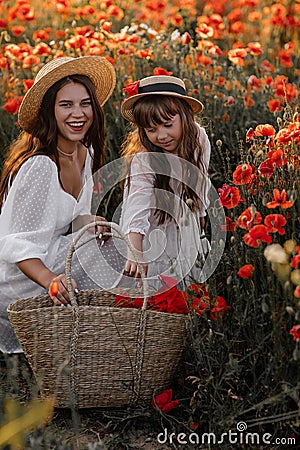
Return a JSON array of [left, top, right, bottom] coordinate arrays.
[[7, 222, 188, 409]]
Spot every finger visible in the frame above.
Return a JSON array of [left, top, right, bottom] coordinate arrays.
[[71, 279, 79, 296], [135, 270, 141, 279], [59, 279, 72, 304], [129, 264, 137, 277], [144, 264, 148, 276]]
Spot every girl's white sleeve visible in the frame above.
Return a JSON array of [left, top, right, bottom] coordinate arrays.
[[0, 156, 60, 263], [120, 153, 155, 236], [197, 125, 211, 217]]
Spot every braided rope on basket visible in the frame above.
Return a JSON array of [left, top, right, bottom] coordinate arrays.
[[64, 221, 149, 405]]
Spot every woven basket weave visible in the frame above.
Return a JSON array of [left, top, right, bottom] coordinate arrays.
[[7, 222, 188, 409]]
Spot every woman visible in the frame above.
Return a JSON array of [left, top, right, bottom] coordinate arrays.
[[0, 56, 120, 353]]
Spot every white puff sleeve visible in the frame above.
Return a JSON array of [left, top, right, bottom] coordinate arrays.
[[120, 152, 155, 236], [0, 156, 61, 264], [197, 125, 211, 217]]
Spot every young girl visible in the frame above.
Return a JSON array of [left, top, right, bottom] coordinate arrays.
[[120, 75, 211, 289], [0, 56, 122, 354]]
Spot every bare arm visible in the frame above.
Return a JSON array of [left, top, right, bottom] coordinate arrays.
[[17, 258, 77, 305], [124, 232, 148, 278]]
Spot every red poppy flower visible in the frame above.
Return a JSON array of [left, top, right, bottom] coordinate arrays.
[[290, 324, 300, 341], [23, 79, 34, 92], [258, 158, 275, 177], [233, 163, 254, 185], [153, 67, 173, 76], [237, 264, 255, 278], [228, 47, 247, 65], [191, 293, 231, 320], [246, 127, 255, 142], [279, 50, 293, 68], [11, 26, 25, 36], [122, 80, 140, 98], [243, 225, 272, 248], [247, 42, 263, 56], [211, 296, 231, 320], [167, 293, 189, 314], [2, 95, 23, 115], [236, 206, 262, 230], [255, 124, 276, 137], [266, 189, 294, 209], [196, 23, 214, 38], [264, 214, 286, 235], [181, 32, 192, 45], [291, 254, 300, 269], [152, 389, 179, 413], [0, 57, 8, 69], [191, 296, 210, 315], [135, 49, 154, 59], [218, 184, 243, 209], [268, 148, 284, 167], [244, 94, 255, 108], [276, 122, 300, 144], [268, 99, 282, 113], [153, 286, 189, 314], [23, 55, 41, 69]]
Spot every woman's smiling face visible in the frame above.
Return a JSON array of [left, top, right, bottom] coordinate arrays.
[[54, 81, 94, 144]]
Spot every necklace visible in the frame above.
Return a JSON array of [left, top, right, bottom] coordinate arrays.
[[57, 146, 77, 157]]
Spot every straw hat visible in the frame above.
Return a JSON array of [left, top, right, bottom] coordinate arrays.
[[121, 75, 203, 122], [18, 56, 116, 132]]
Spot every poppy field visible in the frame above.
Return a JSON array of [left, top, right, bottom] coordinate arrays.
[[0, 0, 299, 448]]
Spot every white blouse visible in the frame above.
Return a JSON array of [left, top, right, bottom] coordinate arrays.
[[0, 153, 93, 353], [120, 124, 211, 289]]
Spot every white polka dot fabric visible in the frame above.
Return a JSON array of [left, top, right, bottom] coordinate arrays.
[[0, 153, 124, 353]]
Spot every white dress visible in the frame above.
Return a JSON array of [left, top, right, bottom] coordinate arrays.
[[0, 152, 123, 353], [120, 124, 211, 291]]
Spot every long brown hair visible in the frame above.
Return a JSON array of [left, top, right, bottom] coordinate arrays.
[[0, 74, 106, 208], [120, 95, 206, 224]]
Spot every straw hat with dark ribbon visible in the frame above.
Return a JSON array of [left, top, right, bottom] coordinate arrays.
[[121, 75, 204, 122], [18, 56, 116, 132]]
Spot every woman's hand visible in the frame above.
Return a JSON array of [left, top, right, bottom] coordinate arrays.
[[94, 215, 111, 243], [72, 214, 110, 243], [48, 274, 78, 306]]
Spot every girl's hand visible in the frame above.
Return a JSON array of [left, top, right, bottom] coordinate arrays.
[[48, 274, 78, 306], [124, 231, 146, 278], [124, 252, 148, 279]]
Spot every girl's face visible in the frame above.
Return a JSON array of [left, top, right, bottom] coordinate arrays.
[[54, 81, 94, 145], [144, 113, 182, 154]]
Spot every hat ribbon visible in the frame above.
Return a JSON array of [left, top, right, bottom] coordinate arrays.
[[139, 82, 186, 96]]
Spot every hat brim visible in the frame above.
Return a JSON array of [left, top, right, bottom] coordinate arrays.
[[121, 91, 204, 122], [18, 56, 116, 132]]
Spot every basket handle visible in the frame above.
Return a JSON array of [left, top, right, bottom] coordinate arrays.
[[64, 221, 149, 309]]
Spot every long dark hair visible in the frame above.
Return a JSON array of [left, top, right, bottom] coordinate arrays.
[[0, 74, 106, 208], [121, 95, 206, 224]]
